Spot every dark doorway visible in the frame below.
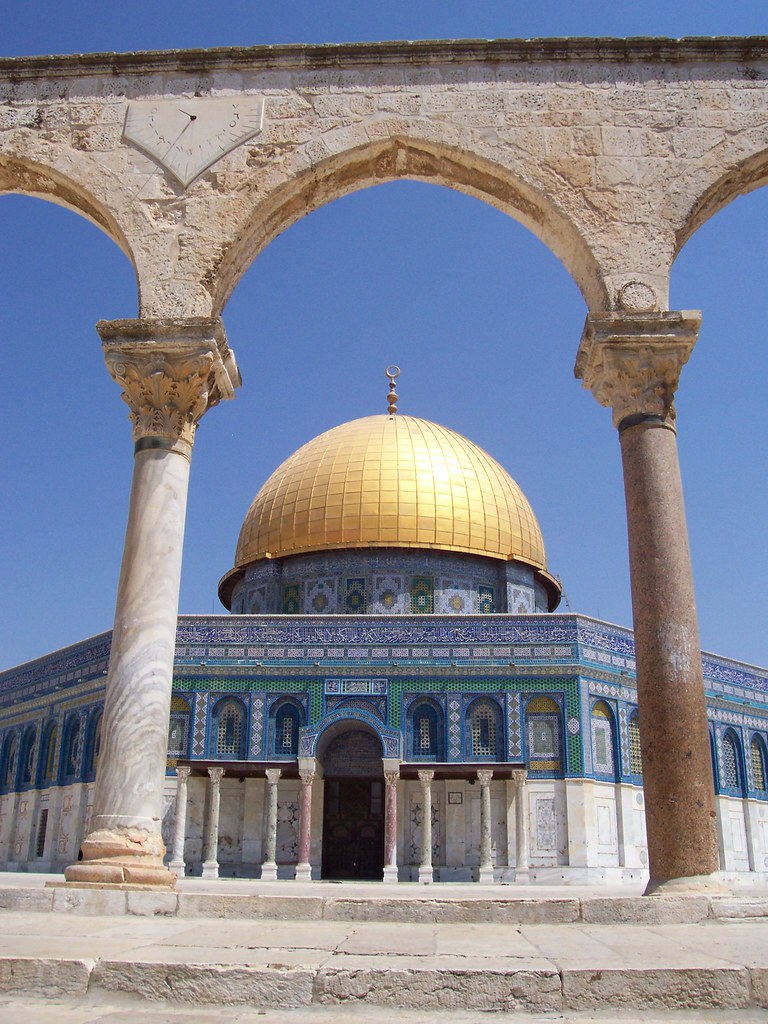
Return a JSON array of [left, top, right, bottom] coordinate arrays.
[[322, 777, 384, 880]]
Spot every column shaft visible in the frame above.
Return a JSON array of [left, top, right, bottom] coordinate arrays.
[[418, 770, 434, 884], [383, 770, 399, 883], [202, 768, 224, 879], [261, 768, 281, 881], [477, 769, 494, 884], [169, 766, 191, 875], [295, 768, 314, 882], [620, 422, 719, 886], [512, 770, 530, 882]]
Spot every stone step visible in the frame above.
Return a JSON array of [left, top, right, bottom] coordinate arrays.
[[0, 908, 766, 1015], [2, 993, 768, 1024], [2, 880, 768, 926]]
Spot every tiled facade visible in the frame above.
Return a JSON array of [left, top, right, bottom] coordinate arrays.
[[1, 612, 767, 881]]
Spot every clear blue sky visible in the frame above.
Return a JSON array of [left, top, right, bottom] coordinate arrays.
[[1, 2, 767, 670]]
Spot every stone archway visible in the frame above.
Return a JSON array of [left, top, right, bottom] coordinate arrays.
[[317, 725, 385, 880]]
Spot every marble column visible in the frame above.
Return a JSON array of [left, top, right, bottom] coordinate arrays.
[[511, 769, 530, 883], [64, 318, 240, 888], [477, 769, 495, 884], [383, 767, 400, 884], [202, 767, 225, 879], [295, 767, 315, 882], [576, 311, 722, 893], [168, 766, 191, 876], [261, 768, 281, 881], [418, 769, 434, 885]]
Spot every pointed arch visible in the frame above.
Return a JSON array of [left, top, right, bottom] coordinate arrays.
[[525, 695, 563, 776], [211, 133, 606, 315], [1, 731, 19, 793], [407, 697, 445, 761], [590, 700, 618, 781], [270, 697, 305, 758], [466, 697, 503, 761], [210, 697, 247, 760]]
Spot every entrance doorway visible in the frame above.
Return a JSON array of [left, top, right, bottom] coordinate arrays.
[[322, 777, 384, 879]]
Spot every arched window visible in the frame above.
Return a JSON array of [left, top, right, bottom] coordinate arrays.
[[60, 715, 82, 782], [468, 699, 501, 760], [273, 701, 302, 757], [212, 699, 246, 759], [590, 701, 617, 779], [525, 696, 562, 774], [750, 736, 767, 793], [721, 730, 744, 795], [628, 712, 643, 775], [168, 696, 191, 758], [38, 722, 57, 785], [409, 701, 444, 760], [83, 709, 103, 781], [18, 726, 37, 786], [1, 732, 18, 792]]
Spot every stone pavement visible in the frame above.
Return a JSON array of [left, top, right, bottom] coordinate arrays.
[[0, 874, 767, 1021]]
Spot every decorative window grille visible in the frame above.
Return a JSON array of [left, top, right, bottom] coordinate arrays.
[[526, 696, 562, 773], [418, 715, 432, 754], [471, 703, 497, 758], [43, 727, 57, 781], [751, 738, 767, 792], [590, 701, 615, 777], [722, 733, 739, 790], [629, 714, 643, 775], [216, 702, 244, 757], [274, 704, 301, 756], [35, 809, 48, 858]]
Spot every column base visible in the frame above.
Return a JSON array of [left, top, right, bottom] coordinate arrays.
[[644, 871, 730, 896], [260, 861, 278, 881], [382, 863, 399, 884], [294, 862, 312, 882], [418, 865, 433, 884], [168, 858, 185, 877], [64, 827, 175, 889], [478, 865, 495, 885], [201, 861, 220, 880], [514, 866, 530, 884]]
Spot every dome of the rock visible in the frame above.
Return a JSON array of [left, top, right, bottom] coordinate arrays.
[[219, 413, 560, 613]]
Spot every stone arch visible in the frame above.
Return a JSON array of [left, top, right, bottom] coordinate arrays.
[[675, 145, 768, 258], [307, 709, 400, 762], [210, 131, 608, 315], [0, 154, 136, 266], [318, 721, 384, 778]]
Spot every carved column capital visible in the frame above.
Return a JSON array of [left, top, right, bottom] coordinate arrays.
[[100, 317, 241, 458], [511, 769, 527, 787], [299, 768, 316, 786], [265, 768, 282, 785], [384, 770, 400, 787], [207, 767, 225, 785], [418, 769, 434, 786], [575, 311, 701, 431], [175, 766, 191, 783], [476, 769, 494, 786]]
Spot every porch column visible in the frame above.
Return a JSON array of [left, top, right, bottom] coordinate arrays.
[[65, 318, 240, 888], [576, 311, 721, 893], [295, 763, 315, 882], [418, 769, 434, 884], [512, 769, 530, 883], [201, 767, 225, 879], [168, 766, 191, 875], [383, 763, 400, 884], [477, 769, 495, 884], [261, 768, 281, 881]]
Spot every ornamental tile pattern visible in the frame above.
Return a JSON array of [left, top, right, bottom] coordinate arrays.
[[192, 692, 209, 757]]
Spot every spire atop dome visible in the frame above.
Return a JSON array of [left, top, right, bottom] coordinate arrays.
[[386, 365, 400, 416]]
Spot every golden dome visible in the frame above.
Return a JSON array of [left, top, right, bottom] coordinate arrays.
[[232, 414, 550, 571]]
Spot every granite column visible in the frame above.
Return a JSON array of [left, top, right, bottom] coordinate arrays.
[[382, 767, 400, 883], [576, 311, 721, 893], [202, 767, 225, 879], [64, 318, 240, 887], [418, 769, 434, 884], [168, 765, 191, 876], [295, 766, 315, 882], [477, 769, 495, 884], [261, 768, 281, 881]]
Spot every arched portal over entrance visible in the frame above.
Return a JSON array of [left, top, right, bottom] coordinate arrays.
[[317, 724, 384, 881]]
